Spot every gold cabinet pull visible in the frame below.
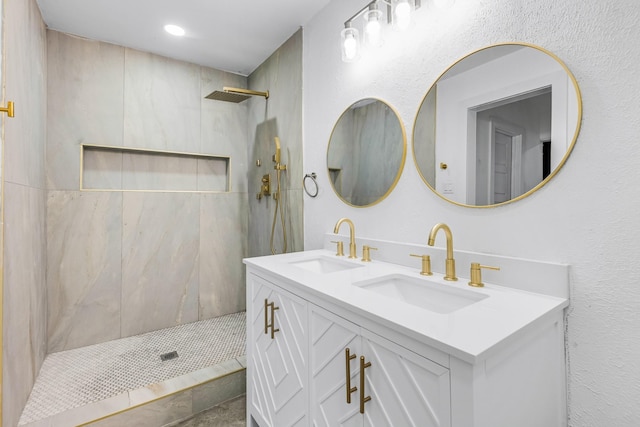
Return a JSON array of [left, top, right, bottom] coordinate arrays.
[[359, 356, 372, 414], [0, 101, 14, 118], [270, 302, 280, 339], [345, 348, 357, 404], [264, 299, 269, 335]]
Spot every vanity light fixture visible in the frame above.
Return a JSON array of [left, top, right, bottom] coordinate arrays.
[[341, 22, 361, 62], [364, 3, 384, 47], [341, 0, 427, 62], [392, 0, 413, 30], [164, 24, 185, 36]]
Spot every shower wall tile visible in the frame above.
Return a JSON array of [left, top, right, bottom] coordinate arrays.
[[46, 191, 123, 352], [196, 157, 229, 192], [287, 189, 305, 252], [4, 0, 46, 189], [82, 149, 124, 190], [201, 67, 249, 193], [121, 193, 200, 337], [247, 30, 304, 256], [47, 31, 125, 191], [121, 152, 198, 191], [3, 183, 47, 427], [3, 1, 47, 425], [199, 193, 248, 318], [123, 49, 201, 153]]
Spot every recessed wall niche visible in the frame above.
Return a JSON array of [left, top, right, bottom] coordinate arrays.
[[81, 144, 230, 192]]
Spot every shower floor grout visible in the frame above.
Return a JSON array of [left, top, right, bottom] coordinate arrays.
[[19, 312, 246, 425]]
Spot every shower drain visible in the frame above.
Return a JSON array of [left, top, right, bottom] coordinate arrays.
[[160, 351, 179, 361]]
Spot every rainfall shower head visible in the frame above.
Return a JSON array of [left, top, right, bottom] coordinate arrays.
[[205, 87, 269, 103]]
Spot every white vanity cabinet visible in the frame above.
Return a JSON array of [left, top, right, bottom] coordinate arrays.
[[310, 305, 451, 427], [246, 247, 569, 427], [247, 274, 308, 427]]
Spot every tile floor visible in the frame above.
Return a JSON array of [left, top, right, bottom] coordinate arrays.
[[19, 312, 246, 425]]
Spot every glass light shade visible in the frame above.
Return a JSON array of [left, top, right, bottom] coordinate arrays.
[[393, 0, 412, 30], [341, 27, 360, 62], [364, 8, 384, 47]]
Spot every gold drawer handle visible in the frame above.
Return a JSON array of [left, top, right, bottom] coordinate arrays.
[[345, 348, 357, 403], [264, 299, 269, 335], [264, 298, 280, 339], [359, 356, 371, 414], [270, 302, 279, 339]]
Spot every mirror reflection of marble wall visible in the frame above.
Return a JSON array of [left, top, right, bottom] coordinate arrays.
[[327, 99, 406, 207], [413, 43, 581, 207]]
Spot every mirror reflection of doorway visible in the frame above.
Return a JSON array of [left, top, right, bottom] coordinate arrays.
[[472, 89, 552, 205]]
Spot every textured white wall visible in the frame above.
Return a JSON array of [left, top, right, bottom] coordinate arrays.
[[303, 0, 640, 424]]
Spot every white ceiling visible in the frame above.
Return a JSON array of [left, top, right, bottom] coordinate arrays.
[[36, 0, 332, 76]]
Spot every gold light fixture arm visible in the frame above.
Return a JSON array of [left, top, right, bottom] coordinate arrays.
[[0, 101, 15, 118]]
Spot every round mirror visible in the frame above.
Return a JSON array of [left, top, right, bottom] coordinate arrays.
[[327, 98, 406, 207], [413, 43, 582, 207]]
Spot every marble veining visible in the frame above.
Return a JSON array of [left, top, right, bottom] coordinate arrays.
[[46, 31, 125, 191], [46, 191, 123, 352], [121, 192, 200, 337]]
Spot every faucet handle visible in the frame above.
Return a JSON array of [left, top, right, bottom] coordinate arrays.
[[331, 240, 344, 257], [410, 254, 433, 276], [468, 262, 500, 288], [361, 245, 378, 262]]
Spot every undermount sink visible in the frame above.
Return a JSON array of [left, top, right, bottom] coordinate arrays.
[[353, 274, 488, 314], [289, 255, 364, 274]]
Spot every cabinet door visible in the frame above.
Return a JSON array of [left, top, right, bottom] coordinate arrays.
[[361, 329, 451, 427], [309, 305, 363, 427], [248, 274, 308, 427]]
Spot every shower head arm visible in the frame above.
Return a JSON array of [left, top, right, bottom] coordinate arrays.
[[223, 87, 269, 99]]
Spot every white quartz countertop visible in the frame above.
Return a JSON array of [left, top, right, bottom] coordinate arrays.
[[244, 249, 569, 364]]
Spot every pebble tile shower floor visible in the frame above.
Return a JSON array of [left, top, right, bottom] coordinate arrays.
[[19, 312, 246, 425]]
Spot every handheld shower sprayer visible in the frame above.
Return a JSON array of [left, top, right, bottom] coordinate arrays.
[[271, 137, 288, 254], [273, 137, 287, 171]]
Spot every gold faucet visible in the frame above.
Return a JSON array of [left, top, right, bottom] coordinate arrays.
[[334, 218, 357, 259], [427, 223, 458, 281]]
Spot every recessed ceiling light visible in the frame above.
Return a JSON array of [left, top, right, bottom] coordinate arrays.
[[164, 24, 185, 37]]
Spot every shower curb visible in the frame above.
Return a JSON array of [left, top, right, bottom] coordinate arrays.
[[20, 356, 246, 427]]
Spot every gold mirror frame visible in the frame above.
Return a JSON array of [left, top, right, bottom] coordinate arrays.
[[412, 42, 582, 208], [327, 98, 407, 207]]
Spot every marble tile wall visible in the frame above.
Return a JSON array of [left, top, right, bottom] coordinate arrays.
[[247, 30, 304, 257], [2, 0, 48, 426], [45, 31, 250, 352]]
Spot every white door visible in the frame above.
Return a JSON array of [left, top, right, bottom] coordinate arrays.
[[309, 305, 363, 427], [248, 275, 308, 427], [362, 329, 451, 427], [492, 130, 513, 204]]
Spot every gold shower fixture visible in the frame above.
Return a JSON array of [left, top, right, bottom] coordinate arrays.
[[0, 101, 15, 117], [205, 87, 269, 103]]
